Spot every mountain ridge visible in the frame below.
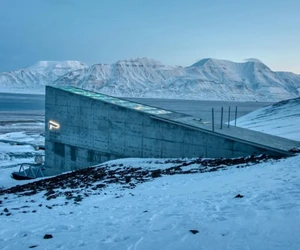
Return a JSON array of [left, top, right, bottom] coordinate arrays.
[[27, 60, 88, 72], [0, 58, 299, 101]]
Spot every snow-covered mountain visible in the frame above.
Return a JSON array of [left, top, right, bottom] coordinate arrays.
[[1, 58, 300, 101], [0, 61, 87, 94]]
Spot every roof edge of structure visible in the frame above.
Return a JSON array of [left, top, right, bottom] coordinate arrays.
[[46, 85, 181, 116]]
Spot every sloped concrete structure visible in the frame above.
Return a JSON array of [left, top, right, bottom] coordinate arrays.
[[44, 86, 300, 176]]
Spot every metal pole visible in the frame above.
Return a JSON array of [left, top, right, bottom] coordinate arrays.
[[228, 106, 230, 128], [235, 106, 238, 127], [212, 108, 214, 132], [220, 107, 223, 129]]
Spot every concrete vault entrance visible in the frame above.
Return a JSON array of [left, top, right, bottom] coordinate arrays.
[[44, 86, 300, 176]]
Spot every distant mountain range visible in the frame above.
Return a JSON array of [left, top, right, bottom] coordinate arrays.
[[0, 58, 299, 101]]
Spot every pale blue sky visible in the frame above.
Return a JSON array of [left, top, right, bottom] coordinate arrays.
[[0, 0, 299, 73]]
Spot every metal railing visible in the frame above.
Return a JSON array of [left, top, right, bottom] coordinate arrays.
[[212, 106, 238, 131]]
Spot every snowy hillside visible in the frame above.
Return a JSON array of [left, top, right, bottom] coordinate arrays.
[[0, 61, 87, 94], [1, 57, 300, 101], [1, 145, 300, 250], [236, 97, 300, 141], [1, 97, 300, 249]]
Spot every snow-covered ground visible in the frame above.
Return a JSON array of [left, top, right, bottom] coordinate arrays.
[[1, 100, 300, 250], [0, 132, 44, 146], [0, 131, 45, 189], [237, 97, 300, 141], [1, 155, 300, 250]]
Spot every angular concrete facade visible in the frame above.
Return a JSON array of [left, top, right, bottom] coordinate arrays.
[[44, 86, 300, 176]]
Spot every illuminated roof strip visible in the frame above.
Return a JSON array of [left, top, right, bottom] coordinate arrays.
[[55, 86, 172, 115]]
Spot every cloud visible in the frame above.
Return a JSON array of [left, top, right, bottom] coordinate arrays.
[[244, 58, 263, 63]]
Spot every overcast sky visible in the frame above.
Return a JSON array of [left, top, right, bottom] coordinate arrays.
[[0, 0, 299, 73]]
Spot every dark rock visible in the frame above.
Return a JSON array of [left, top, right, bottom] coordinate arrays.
[[143, 210, 148, 213], [289, 148, 300, 153], [96, 184, 105, 189], [151, 169, 161, 178], [4, 208, 9, 213], [6, 213, 11, 216], [29, 245, 38, 248], [43, 234, 53, 239], [235, 194, 244, 198], [125, 176, 131, 183], [189, 230, 199, 235], [74, 195, 82, 202], [46, 194, 57, 200], [32, 210, 37, 213], [44, 189, 55, 197]]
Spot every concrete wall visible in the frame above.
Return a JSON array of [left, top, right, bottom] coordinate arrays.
[[44, 86, 280, 176]]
